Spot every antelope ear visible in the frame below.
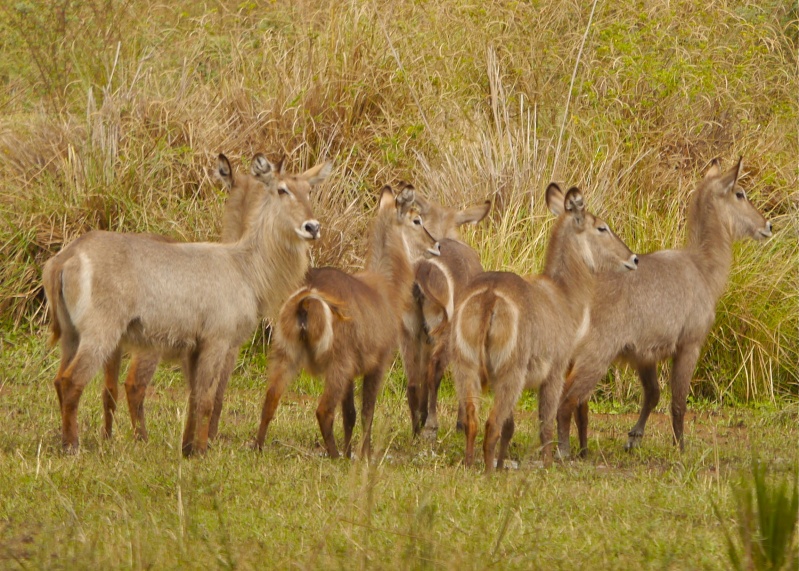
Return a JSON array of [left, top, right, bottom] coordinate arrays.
[[564, 187, 586, 226], [395, 184, 416, 217], [413, 194, 431, 215], [545, 182, 566, 216], [301, 161, 333, 188], [704, 158, 721, 179], [250, 153, 275, 183], [379, 185, 395, 211], [717, 156, 742, 194], [216, 154, 234, 188], [454, 200, 491, 226]]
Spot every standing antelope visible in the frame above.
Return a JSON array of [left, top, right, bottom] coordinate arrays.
[[100, 154, 297, 443], [556, 158, 772, 458], [450, 184, 638, 472], [43, 153, 330, 455], [255, 184, 441, 459], [399, 196, 491, 436]]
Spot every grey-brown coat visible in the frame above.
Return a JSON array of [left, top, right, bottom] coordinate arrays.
[[255, 184, 441, 458], [398, 195, 491, 436], [556, 158, 772, 458], [450, 184, 638, 472], [43, 153, 330, 455]]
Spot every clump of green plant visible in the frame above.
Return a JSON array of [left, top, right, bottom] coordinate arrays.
[[716, 459, 799, 571]]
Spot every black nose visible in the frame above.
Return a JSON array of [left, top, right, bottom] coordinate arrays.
[[304, 221, 320, 237]]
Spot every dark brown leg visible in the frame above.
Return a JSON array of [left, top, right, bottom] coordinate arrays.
[[102, 348, 122, 439], [625, 363, 660, 450], [575, 401, 590, 457], [208, 348, 237, 441], [360, 367, 387, 460], [125, 351, 159, 441], [496, 414, 515, 470], [316, 383, 343, 459], [341, 382, 357, 459], [669, 345, 700, 451], [255, 348, 298, 450]]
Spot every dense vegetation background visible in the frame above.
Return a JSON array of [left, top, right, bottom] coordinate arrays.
[[1, 0, 796, 401], [0, 1, 796, 568]]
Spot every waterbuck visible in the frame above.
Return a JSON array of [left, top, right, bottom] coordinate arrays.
[[399, 196, 491, 436], [556, 158, 772, 458], [255, 184, 441, 459], [43, 153, 330, 455], [450, 184, 638, 472], [407, 238, 485, 437], [101, 154, 306, 443]]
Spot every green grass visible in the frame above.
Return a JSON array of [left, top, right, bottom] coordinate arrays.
[[1, 334, 797, 569]]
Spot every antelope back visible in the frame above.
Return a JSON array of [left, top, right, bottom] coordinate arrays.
[[545, 183, 638, 274], [688, 158, 772, 244]]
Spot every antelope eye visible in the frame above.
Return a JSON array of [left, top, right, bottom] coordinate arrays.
[[413, 217, 423, 226], [597, 225, 608, 233], [735, 191, 745, 200], [278, 187, 288, 196]]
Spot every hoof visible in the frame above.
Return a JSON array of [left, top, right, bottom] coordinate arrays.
[[624, 434, 642, 451], [494, 459, 520, 470], [555, 447, 571, 461], [62, 442, 80, 455], [421, 425, 438, 441]]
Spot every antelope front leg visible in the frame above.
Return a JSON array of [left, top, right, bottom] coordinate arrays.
[[102, 348, 122, 439], [496, 414, 515, 470], [575, 401, 590, 458], [360, 367, 387, 460], [556, 368, 577, 460], [255, 350, 297, 450], [181, 352, 199, 456], [400, 326, 425, 435], [188, 346, 236, 456], [208, 348, 237, 441], [625, 363, 659, 451], [422, 336, 448, 438], [125, 351, 159, 442], [538, 370, 566, 468], [669, 345, 700, 451], [341, 382, 356, 459]]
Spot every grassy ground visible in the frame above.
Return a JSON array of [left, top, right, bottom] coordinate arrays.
[[1, 335, 797, 570]]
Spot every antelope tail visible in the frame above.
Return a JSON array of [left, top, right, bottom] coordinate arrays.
[[454, 288, 518, 391], [41, 261, 64, 347], [278, 287, 348, 356]]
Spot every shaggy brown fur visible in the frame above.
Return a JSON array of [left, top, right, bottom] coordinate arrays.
[[43, 153, 330, 455], [397, 195, 491, 436], [450, 184, 638, 472], [407, 238, 485, 436], [556, 158, 772, 458], [255, 184, 440, 459]]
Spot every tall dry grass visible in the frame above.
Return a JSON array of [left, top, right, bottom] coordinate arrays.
[[0, 0, 796, 401]]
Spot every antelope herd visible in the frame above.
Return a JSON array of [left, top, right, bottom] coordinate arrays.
[[43, 154, 771, 472]]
